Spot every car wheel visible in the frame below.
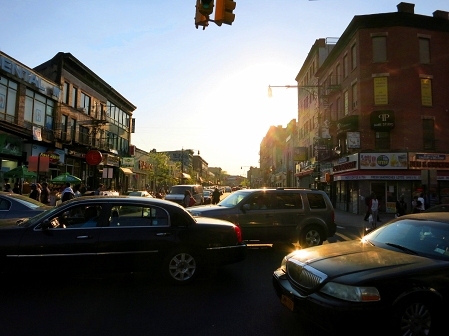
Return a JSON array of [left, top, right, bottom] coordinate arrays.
[[164, 250, 198, 284], [392, 296, 440, 336], [299, 225, 323, 248]]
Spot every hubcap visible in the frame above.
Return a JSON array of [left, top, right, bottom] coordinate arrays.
[[168, 252, 196, 282], [305, 230, 320, 246], [400, 302, 431, 336]]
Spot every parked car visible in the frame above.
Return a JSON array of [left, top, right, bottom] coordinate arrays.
[[188, 188, 336, 247], [126, 190, 154, 198], [273, 212, 449, 335], [165, 185, 204, 206], [203, 190, 212, 204], [0, 191, 52, 220], [0, 196, 246, 284], [423, 204, 449, 212]]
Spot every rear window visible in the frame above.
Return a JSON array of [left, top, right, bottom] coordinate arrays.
[[307, 193, 327, 209], [169, 186, 191, 194]]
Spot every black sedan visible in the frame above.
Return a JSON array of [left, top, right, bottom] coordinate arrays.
[[1, 196, 246, 284], [0, 191, 52, 220], [273, 213, 449, 335]]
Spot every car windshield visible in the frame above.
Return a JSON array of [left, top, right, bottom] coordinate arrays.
[[364, 218, 449, 261], [217, 191, 248, 208]]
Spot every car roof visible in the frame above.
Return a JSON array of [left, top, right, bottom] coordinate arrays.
[[395, 212, 449, 224]]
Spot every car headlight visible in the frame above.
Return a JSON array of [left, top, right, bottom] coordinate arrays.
[[320, 282, 380, 302]]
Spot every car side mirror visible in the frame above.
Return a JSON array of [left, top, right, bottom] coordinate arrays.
[[242, 204, 250, 212]]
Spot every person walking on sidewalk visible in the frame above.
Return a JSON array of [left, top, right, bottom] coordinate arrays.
[[369, 194, 379, 229], [364, 192, 381, 222]]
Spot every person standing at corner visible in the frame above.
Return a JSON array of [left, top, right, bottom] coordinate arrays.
[[369, 194, 379, 229], [94, 184, 104, 195], [29, 183, 41, 201], [40, 182, 51, 204], [395, 195, 407, 217], [183, 190, 192, 207], [61, 182, 75, 202], [212, 187, 220, 205], [417, 193, 425, 211]]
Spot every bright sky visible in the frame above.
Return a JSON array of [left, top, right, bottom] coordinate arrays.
[[2, 0, 447, 175]]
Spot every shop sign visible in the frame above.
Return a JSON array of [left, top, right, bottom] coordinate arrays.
[[347, 132, 360, 149], [39, 151, 60, 164], [336, 115, 358, 135], [121, 157, 135, 167], [409, 152, 449, 170], [332, 154, 358, 173], [334, 174, 421, 181], [86, 150, 103, 165], [360, 153, 407, 170], [102, 154, 120, 167], [0, 54, 60, 99], [370, 110, 395, 131]]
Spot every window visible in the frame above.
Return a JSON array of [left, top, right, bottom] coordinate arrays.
[[336, 64, 341, 84], [24, 89, 54, 129], [344, 91, 349, 116], [0, 77, 18, 120], [352, 82, 358, 109], [275, 193, 303, 210], [423, 119, 435, 150], [63, 82, 69, 104], [79, 126, 89, 145], [419, 37, 430, 64], [343, 54, 348, 78], [307, 193, 327, 209], [421, 78, 432, 106], [372, 36, 387, 63], [71, 87, 78, 108], [351, 44, 357, 70], [375, 131, 390, 150], [80, 92, 91, 114], [61, 115, 68, 141], [336, 97, 342, 119], [109, 205, 169, 227]]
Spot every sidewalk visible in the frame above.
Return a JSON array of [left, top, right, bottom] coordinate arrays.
[[334, 209, 396, 228]]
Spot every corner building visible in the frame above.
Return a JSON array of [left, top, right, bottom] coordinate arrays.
[[298, 3, 449, 214]]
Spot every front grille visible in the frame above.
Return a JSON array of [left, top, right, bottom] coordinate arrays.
[[287, 259, 327, 289]]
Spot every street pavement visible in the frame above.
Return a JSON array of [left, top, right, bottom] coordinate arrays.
[[334, 208, 396, 228]]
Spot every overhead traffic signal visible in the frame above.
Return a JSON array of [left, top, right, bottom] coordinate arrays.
[[214, 0, 236, 26], [195, 0, 209, 30], [198, 0, 214, 16]]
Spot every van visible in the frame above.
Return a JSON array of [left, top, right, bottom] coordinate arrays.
[[188, 188, 336, 248], [165, 185, 204, 206]]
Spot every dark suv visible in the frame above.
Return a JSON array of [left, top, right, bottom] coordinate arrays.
[[188, 188, 336, 247]]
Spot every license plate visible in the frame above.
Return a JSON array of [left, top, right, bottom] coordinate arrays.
[[281, 295, 294, 311]]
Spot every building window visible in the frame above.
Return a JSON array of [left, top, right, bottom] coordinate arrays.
[[344, 91, 349, 116], [61, 114, 68, 141], [336, 64, 341, 84], [421, 78, 432, 106], [375, 131, 390, 150], [79, 126, 89, 145], [336, 97, 342, 119], [423, 119, 435, 150], [0, 76, 18, 121], [71, 87, 78, 108], [419, 37, 430, 64], [70, 118, 76, 142], [351, 44, 357, 70], [24, 89, 54, 130], [374, 77, 388, 105], [80, 92, 91, 114], [63, 82, 69, 104], [372, 36, 387, 63], [352, 82, 357, 109], [343, 54, 348, 78]]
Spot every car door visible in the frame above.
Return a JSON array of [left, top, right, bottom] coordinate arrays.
[[237, 192, 276, 243], [16, 203, 106, 274], [271, 192, 305, 241], [96, 203, 177, 273]]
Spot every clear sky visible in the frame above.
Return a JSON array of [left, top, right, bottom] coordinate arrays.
[[1, 0, 447, 175]]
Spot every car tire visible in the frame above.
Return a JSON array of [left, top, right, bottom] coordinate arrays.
[[164, 249, 198, 285], [392, 295, 441, 336], [299, 225, 323, 248]]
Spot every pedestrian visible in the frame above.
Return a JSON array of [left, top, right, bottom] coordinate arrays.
[[363, 193, 372, 221], [29, 183, 41, 201], [61, 182, 75, 202], [94, 184, 104, 195], [79, 182, 87, 195], [40, 182, 51, 204], [395, 195, 407, 217], [3, 183, 12, 192], [13, 182, 21, 194], [417, 193, 425, 211], [212, 187, 221, 205], [183, 189, 193, 207], [369, 193, 379, 229], [73, 184, 82, 197]]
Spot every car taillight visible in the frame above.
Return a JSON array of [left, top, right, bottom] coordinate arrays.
[[233, 225, 242, 243]]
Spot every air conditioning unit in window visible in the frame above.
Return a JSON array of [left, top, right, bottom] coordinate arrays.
[[78, 107, 87, 113]]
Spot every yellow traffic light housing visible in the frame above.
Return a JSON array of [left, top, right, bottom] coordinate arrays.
[[214, 0, 236, 26], [195, 0, 209, 30], [198, 0, 214, 16]]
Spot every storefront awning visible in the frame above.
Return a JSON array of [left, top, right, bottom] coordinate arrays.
[[181, 173, 191, 179], [120, 167, 134, 175], [333, 170, 421, 181]]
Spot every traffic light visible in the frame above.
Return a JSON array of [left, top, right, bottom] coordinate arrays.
[[195, 0, 209, 30], [214, 0, 236, 26], [198, 0, 214, 16]]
